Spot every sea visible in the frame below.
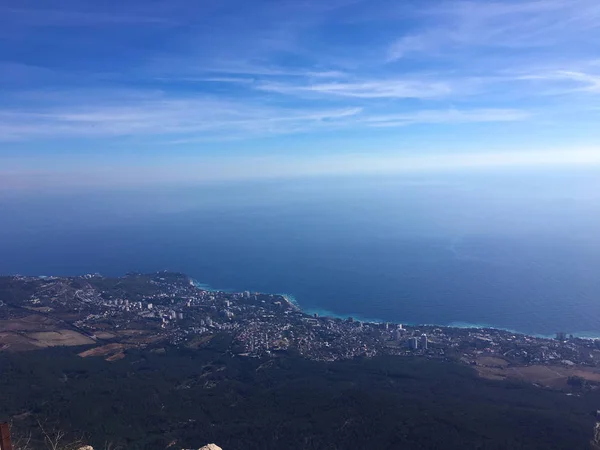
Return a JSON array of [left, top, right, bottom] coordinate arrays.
[[1, 171, 600, 337]]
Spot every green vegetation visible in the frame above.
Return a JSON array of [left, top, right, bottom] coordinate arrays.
[[1, 342, 599, 450], [0, 277, 39, 307], [85, 272, 187, 302]]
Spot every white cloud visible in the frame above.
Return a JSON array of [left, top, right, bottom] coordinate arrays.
[[0, 96, 535, 142], [306, 70, 348, 78], [0, 96, 364, 142], [257, 79, 452, 99], [387, 0, 600, 61], [518, 70, 600, 94], [3, 0, 599, 148], [366, 109, 530, 127], [387, 35, 429, 62]]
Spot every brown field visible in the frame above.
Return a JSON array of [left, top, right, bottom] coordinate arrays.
[[475, 366, 507, 381], [477, 362, 600, 389], [0, 328, 94, 351], [94, 331, 117, 339], [26, 330, 95, 347], [569, 367, 600, 382], [0, 332, 41, 351], [106, 352, 126, 362], [79, 343, 128, 361], [79, 343, 124, 357], [0, 315, 59, 332]]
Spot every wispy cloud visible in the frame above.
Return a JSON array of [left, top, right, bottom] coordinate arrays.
[[0, 95, 535, 142], [0, 94, 364, 142], [366, 109, 530, 127], [387, 0, 600, 61], [257, 78, 452, 99], [387, 35, 430, 62], [518, 70, 600, 94], [1, 0, 599, 151], [152, 66, 349, 83]]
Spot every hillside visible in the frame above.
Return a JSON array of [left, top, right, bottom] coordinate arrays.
[[1, 344, 599, 450]]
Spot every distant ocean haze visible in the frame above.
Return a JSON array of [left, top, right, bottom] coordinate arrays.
[[1, 171, 600, 336]]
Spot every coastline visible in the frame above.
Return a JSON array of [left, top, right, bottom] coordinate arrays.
[[190, 279, 600, 341], [191, 279, 233, 293]]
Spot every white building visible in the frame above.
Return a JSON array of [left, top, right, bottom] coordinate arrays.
[[420, 334, 428, 350]]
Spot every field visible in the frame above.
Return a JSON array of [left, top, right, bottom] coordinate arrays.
[[0, 315, 59, 332], [0, 314, 160, 351], [0, 332, 41, 351], [475, 356, 600, 389], [94, 331, 117, 339], [0, 314, 97, 351], [26, 330, 96, 347], [79, 343, 128, 361], [0, 329, 95, 351]]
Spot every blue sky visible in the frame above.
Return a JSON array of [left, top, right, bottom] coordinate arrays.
[[2, 0, 600, 187]]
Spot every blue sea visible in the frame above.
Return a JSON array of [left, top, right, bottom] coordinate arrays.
[[1, 171, 600, 337]]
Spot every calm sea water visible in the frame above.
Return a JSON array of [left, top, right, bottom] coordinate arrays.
[[1, 172, 599, 336]]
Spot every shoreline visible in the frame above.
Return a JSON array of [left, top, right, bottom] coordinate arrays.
[[191, 279, 600, 341]]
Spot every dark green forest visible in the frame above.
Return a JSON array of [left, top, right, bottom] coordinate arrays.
[[1, 341, 599, 450]]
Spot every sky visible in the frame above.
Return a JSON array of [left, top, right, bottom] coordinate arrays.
[[2, 0, 600, 188]]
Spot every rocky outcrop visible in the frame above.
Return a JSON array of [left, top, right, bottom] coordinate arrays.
[[75, 443, 222, 450], [592, 422, 600, 449]]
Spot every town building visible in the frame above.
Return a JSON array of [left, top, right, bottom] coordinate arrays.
[[420, 334, 428, 350], [409, 337, 419, 350]]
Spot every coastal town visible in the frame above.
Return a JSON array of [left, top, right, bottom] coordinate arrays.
[[1, 271, 600, 389]]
